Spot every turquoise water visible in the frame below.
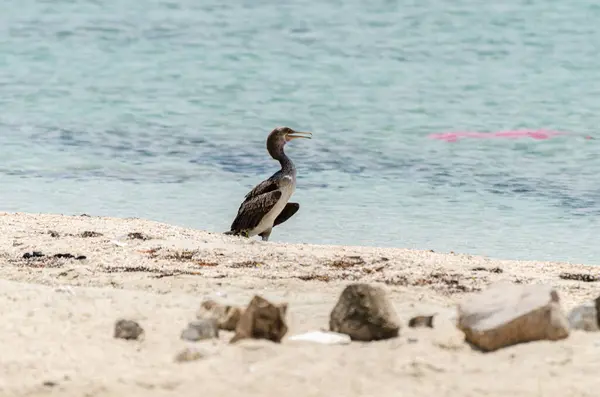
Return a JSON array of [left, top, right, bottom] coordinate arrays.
[[1, 0, 600, 264]]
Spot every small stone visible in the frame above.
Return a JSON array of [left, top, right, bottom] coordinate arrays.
[[114, 319, 144, 340], [568, 295, 600, 331], [180, 319, 219, 341], [329, 283, 400, 341], [174, 347, 206, 363], [457, 283, 569, 352], [48, 230, 60, 238], [409, 315, 435, 328], [197, 299, 243, 331], [230, 295, 288, 344]]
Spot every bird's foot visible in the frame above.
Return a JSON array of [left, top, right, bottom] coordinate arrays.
[[259, 229, 271, 241], [224, 230, 250, 238]]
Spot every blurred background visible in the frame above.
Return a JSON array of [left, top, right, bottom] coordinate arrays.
[[1, 0, 599, 264]]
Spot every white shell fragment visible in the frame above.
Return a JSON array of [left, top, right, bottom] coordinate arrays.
[[288, 331, 351, 345]]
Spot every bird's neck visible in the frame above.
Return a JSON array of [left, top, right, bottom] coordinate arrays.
[[274, 150, 296, 175]]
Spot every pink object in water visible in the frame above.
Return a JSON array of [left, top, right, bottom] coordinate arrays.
[[428, 129, 570, 143]]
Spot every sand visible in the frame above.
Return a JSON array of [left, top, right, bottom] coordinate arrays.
[[0, 212, 599, 397]]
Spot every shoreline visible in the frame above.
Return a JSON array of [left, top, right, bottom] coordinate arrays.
[[1, 211, 599, 396]]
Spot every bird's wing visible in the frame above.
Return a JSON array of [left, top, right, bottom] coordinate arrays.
[[230, 190, 283, 233], [273, 202, 299, 227], [243, 179, 279, 201]]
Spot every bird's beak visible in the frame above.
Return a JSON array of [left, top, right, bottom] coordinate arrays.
[[285, 130, 312, 141]]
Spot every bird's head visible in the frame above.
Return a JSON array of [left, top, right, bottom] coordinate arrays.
[[266, 126, 312, 158]]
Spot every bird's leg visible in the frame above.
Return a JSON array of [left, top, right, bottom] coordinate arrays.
[[258, 228, 272, 241]]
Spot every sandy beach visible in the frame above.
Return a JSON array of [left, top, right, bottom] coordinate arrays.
[[0, 212, 599, 397]]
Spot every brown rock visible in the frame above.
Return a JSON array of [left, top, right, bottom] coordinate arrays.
[[197, 300, 243, 331], [457, 283, 569, 352], [114, 319, 144, 340], [230, 295, 288, 344], [329, 283, 400, 341]]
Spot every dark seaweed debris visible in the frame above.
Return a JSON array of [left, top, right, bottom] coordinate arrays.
[[80, 231, 103, 238], [471, 266, 503, 273], [22, 251, 86, 260], [23, 251, 44, 259], [328, 255, 365, 269], [127, 232, 151, 240], [54, 253, 87, 260], [559, 272, 599, 282]]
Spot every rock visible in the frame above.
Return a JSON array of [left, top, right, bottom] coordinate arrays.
[[174, 347, 206, 362], [197, 299, 243, 331], [288, 331, 351, 345], [329, 283, 400, 341], [180, 319, 219, 341], [114, 319, 144, 340], [230, 295, 288, 344], [568, 295, 600, 331], [457, 283, 569, 352], [408, 315, 435, 328]]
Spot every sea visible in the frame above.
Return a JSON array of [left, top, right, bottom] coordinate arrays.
[[1, 0, 599, 264]]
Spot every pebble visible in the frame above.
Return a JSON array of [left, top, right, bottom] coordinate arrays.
[[174, 347, 206, 363], [114, 319, 144, 340], [180, 319, 219, 341], [408, 315, 435, 328]]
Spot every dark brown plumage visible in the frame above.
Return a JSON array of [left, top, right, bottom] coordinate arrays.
[[225, 127, 311, 241]]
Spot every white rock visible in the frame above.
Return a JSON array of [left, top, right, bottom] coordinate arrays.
[[457, 283, 569, 352]]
